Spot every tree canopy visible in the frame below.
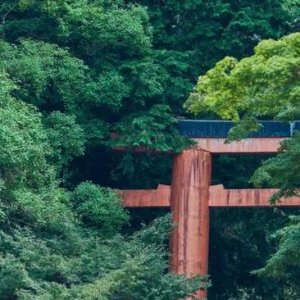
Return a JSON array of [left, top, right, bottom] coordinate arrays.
[[0, 82, 206, 298], [185, 32, 300, 121], [185, 32, 300, 198], [1, 0, 300, 299], [186, 30, 300, 298], [0, 1, 213, 298]]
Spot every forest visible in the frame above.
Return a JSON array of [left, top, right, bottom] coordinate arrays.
[[1, 0, 300, 299]]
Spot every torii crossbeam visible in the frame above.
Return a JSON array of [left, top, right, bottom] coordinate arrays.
[[119, 121, 300, 299]]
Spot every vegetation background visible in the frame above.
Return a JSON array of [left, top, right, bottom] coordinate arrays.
[[1, 0, 300, 299]]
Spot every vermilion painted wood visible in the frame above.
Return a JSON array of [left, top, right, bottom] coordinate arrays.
[[121, 185, 300, 207], [193, 137, 284, 153], [169, 149, 211, 299], [209, 185, 300, 207], [121, 184, 171, 207], [113, 137, 285, 154]]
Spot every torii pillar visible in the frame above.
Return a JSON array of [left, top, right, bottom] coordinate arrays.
[[170, 149, 211, 299]]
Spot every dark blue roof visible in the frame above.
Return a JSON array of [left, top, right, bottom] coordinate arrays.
[[177, 120, 300, 138]]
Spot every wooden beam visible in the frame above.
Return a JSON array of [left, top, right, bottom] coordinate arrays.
[[121, 185, 171, 207], [113, 132, 286, 154], [193, 137, 284, 153], [121, 185, 300, 208], [209, 185, 300, 207]]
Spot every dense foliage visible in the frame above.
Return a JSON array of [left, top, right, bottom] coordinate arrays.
[[185, 31, 300, 199], [0, 1, 206, 298], [187, 30, 300, 298], [1, 0, 300, 299], [185, 33, 300, 121], [1, 92, 205, 298]]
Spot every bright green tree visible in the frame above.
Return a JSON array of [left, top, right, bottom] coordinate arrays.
[[185, 33, 300, 121], [185, 32, 300, 198], [186, 31, 300, 298]]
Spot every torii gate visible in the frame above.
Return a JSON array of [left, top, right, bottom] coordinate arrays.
[[119, 121, 300, 299]]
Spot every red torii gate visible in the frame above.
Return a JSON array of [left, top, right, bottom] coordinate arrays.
[[120, 137, 300, 299]]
